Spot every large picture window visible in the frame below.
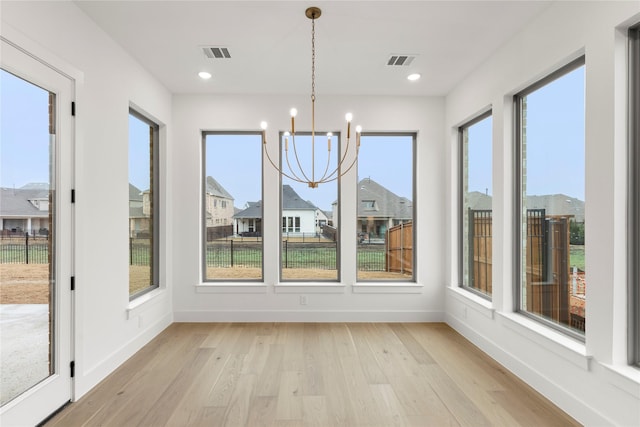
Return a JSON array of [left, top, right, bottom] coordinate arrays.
[[202, 133, 263, 281], [128, 109, 159, 298], [356, 133, 415, 281], [515, 57, 586, 337], [629, 25, 640, 366], [280, 133, 338, 281], [459, 111, 493, 298]]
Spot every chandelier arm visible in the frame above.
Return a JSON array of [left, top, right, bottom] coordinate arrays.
[[263, 141, 308, 184], [288, 134, 313, 182], [285, 145, 311, 184], [320, 134, 354, 182], [319, 148, 359, 184], [317, 146, 333, 182]]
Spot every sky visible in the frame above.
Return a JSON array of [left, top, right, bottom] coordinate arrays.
[[2, 65, 585, 205], [129, 114, 152, 191], [466, 115, 493, 196], [205, 133, 413, 212], [524, 65, 585, 201], [1, 70, 51, 188], [466, 65, 585, 201]]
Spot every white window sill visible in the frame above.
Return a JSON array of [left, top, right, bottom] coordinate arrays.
[[275, 283, 346, 294], [600, 363, 640, 397], [127, 288, 166, 319], [352, 282, 423, 294], [498, 311, 591, 370], [196, 283, 268, 294], [447, 286, 494, 319]]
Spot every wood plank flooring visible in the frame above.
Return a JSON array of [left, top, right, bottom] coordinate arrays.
[[46, 323, 580, 427]]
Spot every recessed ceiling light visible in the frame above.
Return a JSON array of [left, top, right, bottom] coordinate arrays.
[[198, 71, 212, 80], [407, 73, 421, 81]]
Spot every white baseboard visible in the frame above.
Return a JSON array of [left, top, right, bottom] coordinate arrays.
[[173, 309, 444, 323], [445, 312, 612, 427], [74, 312, 173, 400]]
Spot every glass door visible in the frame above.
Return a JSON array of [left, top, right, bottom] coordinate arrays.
[[0, 37, 73, 426]]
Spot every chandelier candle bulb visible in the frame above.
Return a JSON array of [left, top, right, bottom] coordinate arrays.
[[290, 108, 297, 134], [284, 131, 290, 151], [260, 121, 268, 144], [327, 132, 332, 151]]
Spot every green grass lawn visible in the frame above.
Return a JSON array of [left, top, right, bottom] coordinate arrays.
[[570, 245, 585, 271]]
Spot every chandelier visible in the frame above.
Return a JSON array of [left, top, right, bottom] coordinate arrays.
[[261, 6, 361, 188]]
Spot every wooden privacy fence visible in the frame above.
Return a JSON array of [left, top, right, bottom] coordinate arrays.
[[468, 209, 492, 294], [386, 222, 413, 275], [525, 210, 572, 327], [469, 208, 582, 331]]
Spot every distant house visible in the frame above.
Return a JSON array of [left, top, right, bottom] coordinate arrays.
[[332, 178, 412, 239], [0, 184, 51, 235], [205, 176, 234, 227], [315, 208, 329, 230], [233, 185, 323, 237], [233, 201, 262, 236], [467, 191, 585, 222], [129, 183, 148, 238]]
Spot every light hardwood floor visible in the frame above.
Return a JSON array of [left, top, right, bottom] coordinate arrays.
[[46, 323, 580, 426]]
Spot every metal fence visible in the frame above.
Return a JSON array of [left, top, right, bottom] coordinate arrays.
[[0, 234, 50, 264], [282, 241, 337, 270], [205, 240, 387, 271], [205, 240, 263, 268], [1, 233, 387, 272], [357, 244, 386, 271], [130, 238, 152, 266]]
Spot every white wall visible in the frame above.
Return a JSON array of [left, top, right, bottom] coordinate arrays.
[[1, 1, 174, 399], [445, 2, 640, 426], [4, 1, 637, 425], [172, 94, 445, 321], [282, 209, 315, 235]]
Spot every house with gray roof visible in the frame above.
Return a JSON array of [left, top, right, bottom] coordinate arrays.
[[332, 177, 413, 240], [205, 176, 234, 227], [466, 191, 585, 222], [233, 185, 324, 237], [0, 184, 51, 235], [233, 201, 262, 236], [129, 183, 148, 238]]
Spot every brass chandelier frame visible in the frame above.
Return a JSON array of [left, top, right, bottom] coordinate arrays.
[[261, 6, 361, 188]]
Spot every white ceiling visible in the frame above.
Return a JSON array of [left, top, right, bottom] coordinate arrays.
[[74, 1, 553, 96]]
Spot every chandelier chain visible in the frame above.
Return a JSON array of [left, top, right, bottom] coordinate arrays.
[[311, 15, 316, 102]]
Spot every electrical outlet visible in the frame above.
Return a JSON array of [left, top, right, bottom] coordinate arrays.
[[300, 296, 308, 305]]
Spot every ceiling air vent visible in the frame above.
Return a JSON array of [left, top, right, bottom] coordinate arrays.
[[387, 54, 416, 66], [202, 46, 231, 59]]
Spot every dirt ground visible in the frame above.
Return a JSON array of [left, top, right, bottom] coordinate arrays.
[[129, 265, 152, 295], [207, 267, 412, 280], [0, 264, 154, 303], [1, 264, 412, 304], [0, 264, 50, 304]]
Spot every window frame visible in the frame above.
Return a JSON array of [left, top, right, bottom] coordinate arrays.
[[458, 109, 493, 299], [513, 56, 586, 340], [128, 108, 160, 300], [278, 130, 341, 282], [356, 132, 417, 283], [629, 25, 640, 366], [201, 131, 264, 282]]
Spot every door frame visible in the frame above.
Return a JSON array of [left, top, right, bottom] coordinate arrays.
[[0, 29, 78, 426]]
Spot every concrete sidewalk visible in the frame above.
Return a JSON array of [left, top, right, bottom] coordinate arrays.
[[0, 304, 49, 405]]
